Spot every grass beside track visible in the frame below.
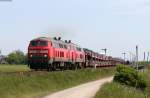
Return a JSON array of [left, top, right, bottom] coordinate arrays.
[[0, 67, 115, 98], [0, 65, 30, 72], [94, 66, 150, 98]]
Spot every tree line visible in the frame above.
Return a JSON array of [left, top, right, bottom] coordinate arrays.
[[5, 50, 27, 65]]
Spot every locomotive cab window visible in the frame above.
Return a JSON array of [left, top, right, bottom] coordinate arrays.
[[30, 41, 48, 46]]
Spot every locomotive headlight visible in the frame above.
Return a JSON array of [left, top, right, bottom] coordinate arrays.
[[30, 55, 33, 58], [44, 54, 47, 58]]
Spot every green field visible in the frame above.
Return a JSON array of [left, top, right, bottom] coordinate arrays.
[[0, 65, 115, 98], [0, 65, 30, 72], [94, 66, 150, 98]]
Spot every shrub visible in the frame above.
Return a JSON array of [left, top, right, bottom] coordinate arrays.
[[114, 64, 147, 90], [6, 50, 27, 65]]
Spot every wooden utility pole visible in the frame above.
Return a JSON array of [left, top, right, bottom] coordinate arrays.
[[136, 45, 138, 70], [129, 52, 132, 62], [147, 52, 149, 62], [122, 52, 126, 64], [144, 52, 146, 61]]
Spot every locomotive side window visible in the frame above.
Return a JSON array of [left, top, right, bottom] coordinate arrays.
[[64, 45, 67, 49], [76, 47, 81, 51], [53, 42, 59, 48], [59, 44, 63, 48]]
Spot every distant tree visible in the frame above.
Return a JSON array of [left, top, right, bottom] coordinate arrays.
[[6, 50, 27, 65], [24, 53, 28, 64]]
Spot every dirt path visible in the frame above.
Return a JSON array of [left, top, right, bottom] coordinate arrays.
[[44, 76, 113, 98]]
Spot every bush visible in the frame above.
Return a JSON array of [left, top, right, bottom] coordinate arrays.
[[114, 64, 147, 90], [6, 50, 27, 65]]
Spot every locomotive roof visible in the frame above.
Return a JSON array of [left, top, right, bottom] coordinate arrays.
[[32, 37, 52, 41], [31, 37, 82, 48]]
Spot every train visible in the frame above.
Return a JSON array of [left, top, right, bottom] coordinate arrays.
[[28, 37, 124, 71]]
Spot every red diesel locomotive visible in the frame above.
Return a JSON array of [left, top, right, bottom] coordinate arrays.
[[28, 37, 124, 70]]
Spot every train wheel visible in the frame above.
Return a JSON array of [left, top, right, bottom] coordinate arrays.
[[72, 64, 77, 70], [35, 69, 38, 71], [52, 65, 56, 71], [63, 64, 67, 71], [47, 67, 51, 71], [47, 64, 52, 71]]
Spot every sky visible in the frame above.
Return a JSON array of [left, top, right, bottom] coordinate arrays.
[[0, 0, 150, 60]]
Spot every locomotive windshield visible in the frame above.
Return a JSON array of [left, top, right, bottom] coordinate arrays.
[[30, 41, 48, 46]]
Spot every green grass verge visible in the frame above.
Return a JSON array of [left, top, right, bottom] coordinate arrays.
[[95, 82, 149, 98], [95, 65, 150, 98], [0, 65, 30, 72], [0, 68, 115, 98]]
